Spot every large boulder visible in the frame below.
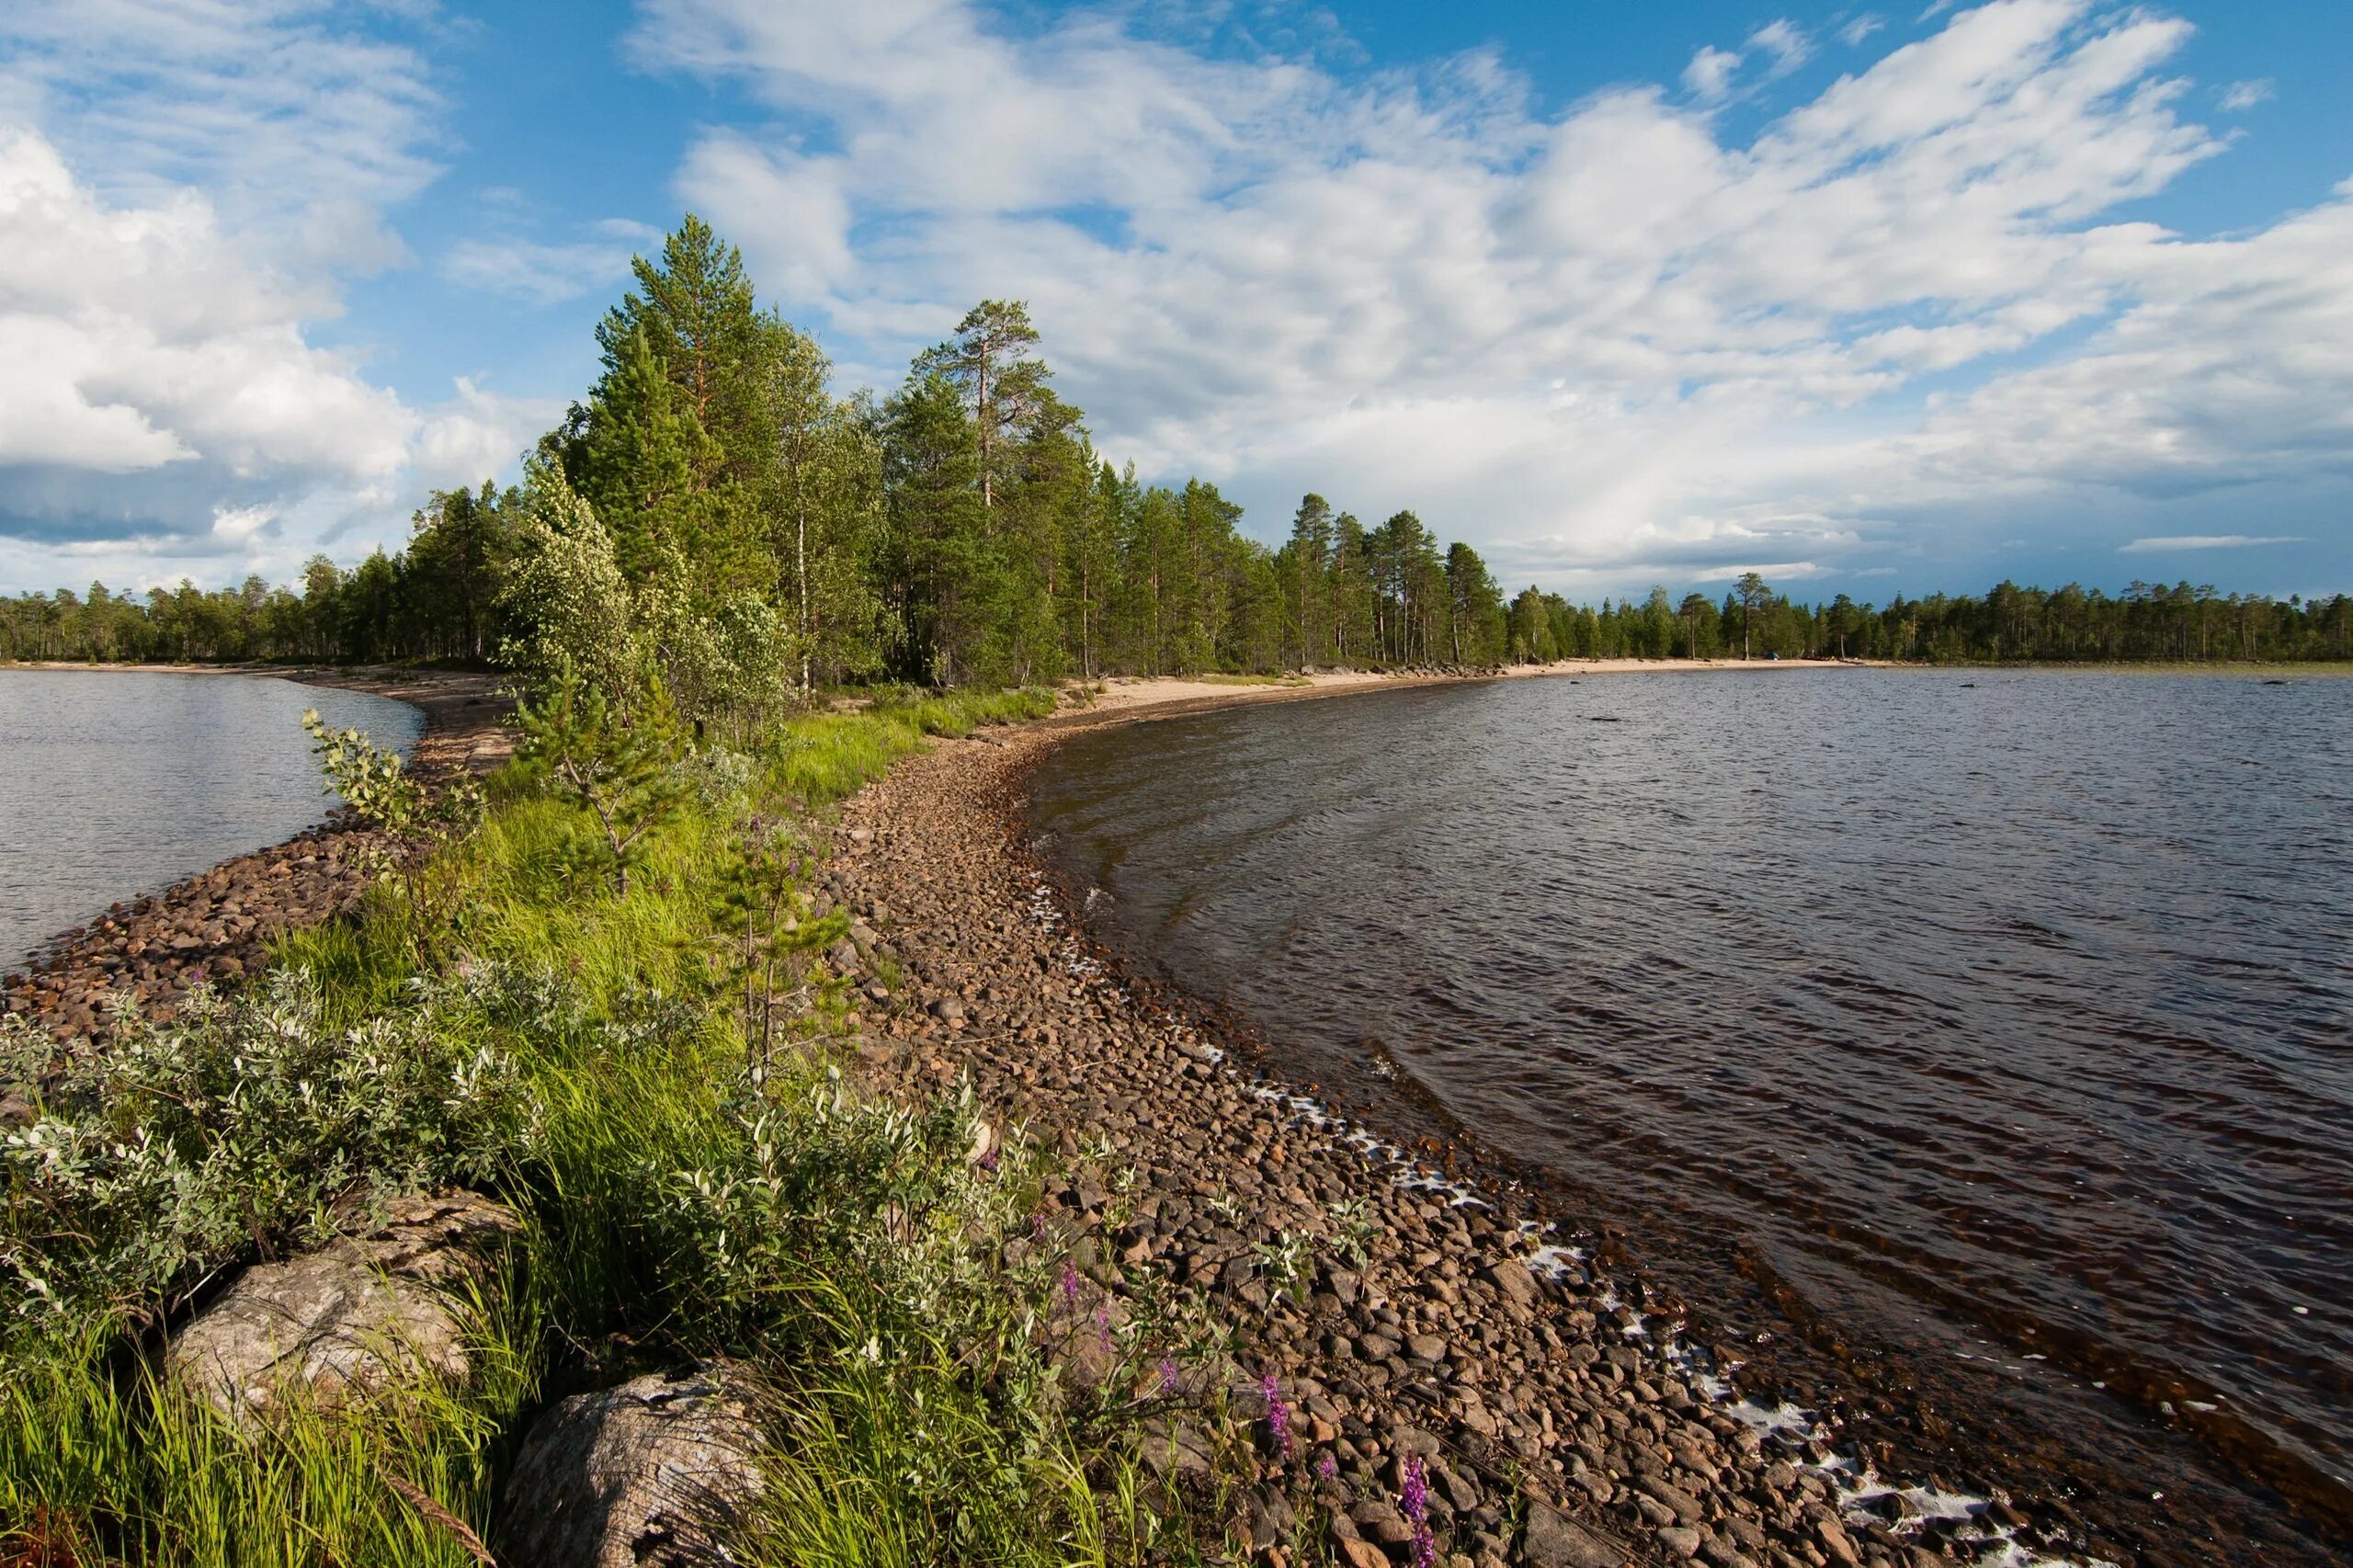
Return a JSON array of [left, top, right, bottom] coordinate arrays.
[[496, 1367, 766, 1568], [165, 1190, 522, 1427]]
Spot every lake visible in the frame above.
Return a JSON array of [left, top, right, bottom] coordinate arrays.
[[1030, 668, 2353, 1551], [0, 670, 423, 972]]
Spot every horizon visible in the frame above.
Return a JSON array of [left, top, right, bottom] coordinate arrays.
[[3, 0, 2349, 602]]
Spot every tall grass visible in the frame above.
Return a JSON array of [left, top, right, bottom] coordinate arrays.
[[1, 685, 1218, 1567]]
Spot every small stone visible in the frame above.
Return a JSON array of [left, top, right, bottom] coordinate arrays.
[[1483, 1261, 1539, 1311], [1654, 1524, 1703, 1560]]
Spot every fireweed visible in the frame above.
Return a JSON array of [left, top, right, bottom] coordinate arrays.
[[1259, 1370, 1295, 1459], [1403, 1454, 1437, 1568]]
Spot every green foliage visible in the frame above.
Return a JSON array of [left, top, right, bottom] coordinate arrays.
[[513, 669, 689, 892], [13, 210, 2342, 677], [1, 1296, 536, 1568], [0, 970, 535, 1331], [6, 685, 1211, 1566], [496, 461, 641, 696]]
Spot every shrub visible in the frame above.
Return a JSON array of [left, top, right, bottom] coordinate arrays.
[[0, 967, 538, 1333]]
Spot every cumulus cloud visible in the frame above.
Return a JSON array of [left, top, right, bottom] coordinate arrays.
[[636, 0, 2347, 589], [0, 127, 415, 480], [0, 6, 538, 591]]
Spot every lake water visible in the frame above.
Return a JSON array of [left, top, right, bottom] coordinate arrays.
[[1030, 669, 2353, 1551], [0, 670, 423, 972]]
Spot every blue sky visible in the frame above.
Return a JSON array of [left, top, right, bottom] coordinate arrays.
[[2, 0, 2347, 603]]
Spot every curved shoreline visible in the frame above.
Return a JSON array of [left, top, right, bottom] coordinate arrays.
[[830, 674, 2342, 1568], [0, 667, 510, 1044]]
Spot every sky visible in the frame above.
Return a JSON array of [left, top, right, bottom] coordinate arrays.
[[2, 0, 2347, 604]]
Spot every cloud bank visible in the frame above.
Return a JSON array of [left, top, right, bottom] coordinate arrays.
[[0, 1, 545, 591], [640, 0, 2353, 593], [0, 0, 2345, 597]]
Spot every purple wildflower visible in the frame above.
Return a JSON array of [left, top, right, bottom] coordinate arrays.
[[1259, 1369, 1295, 1459], [1402, 1455, 1436, 1568], [1314, 1449, 1338, 1483], [1157, 1355, 1180, 1396], [1059, 1260, 1083, 1308]]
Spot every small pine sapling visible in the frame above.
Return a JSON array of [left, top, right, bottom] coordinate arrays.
[[514, 669, 688, 893]]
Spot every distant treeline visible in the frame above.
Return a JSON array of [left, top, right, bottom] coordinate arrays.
[[7, 545, 2345, 676], [0, 217, 2346, 679], [1500, 576, 2353, 665]]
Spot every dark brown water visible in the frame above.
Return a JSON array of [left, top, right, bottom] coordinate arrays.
[[1030, 669, 2353, 1555], [0, 670, 422, 972]]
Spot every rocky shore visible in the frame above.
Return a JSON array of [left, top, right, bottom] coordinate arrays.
[[822, 687, 2119, 1568], [0, 668, 509, 1049]]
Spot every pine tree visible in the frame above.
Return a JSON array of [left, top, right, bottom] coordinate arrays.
[[916, 301, 1049, 515], [1288, 494, 1333, 668], [1443, 542, 1504, 666]]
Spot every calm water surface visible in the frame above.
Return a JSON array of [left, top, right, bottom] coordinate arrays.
[[0, 671, 422, 971], [1031, 669, 2353, 1532]]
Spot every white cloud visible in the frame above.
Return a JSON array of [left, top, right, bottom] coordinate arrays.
[[1683, 46, 1744, 101], [0, 127, 415, 480], [2120, 535, 2302, 553], [441, 221, 660, 305], [631, 0, 2353, 592], [209, 505, 274, 544], [0, 8, 546, 591], [1840, 15, 1888, 47], [0, 1, 444, 276], [1747, 20, 1815, 78], [2218, 79, 2274, 112]]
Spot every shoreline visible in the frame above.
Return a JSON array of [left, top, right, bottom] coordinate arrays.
[[829, 673, 2342, 1568], [6, 662, 2336, 1561], [0, 666, 510, 1044]]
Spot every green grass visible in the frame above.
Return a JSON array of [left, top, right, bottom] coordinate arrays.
[[1, 683, 1227, 1568]]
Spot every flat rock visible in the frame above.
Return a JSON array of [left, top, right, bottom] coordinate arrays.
[[497, 1366, 765, 1568], [165, 1190, 521, 1427], [1520, 1503, 1629, 1568]]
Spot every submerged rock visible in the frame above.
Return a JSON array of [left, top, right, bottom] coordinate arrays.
[[496, 1366, 765, 1568], [165, 1190, 522, 1428]]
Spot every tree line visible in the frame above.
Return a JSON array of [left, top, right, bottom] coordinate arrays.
[[1489, 574, 2353, 665], [2, 218, 2347, 694]]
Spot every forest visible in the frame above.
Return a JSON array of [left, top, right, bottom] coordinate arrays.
[[2, 217, 2348, 681]]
